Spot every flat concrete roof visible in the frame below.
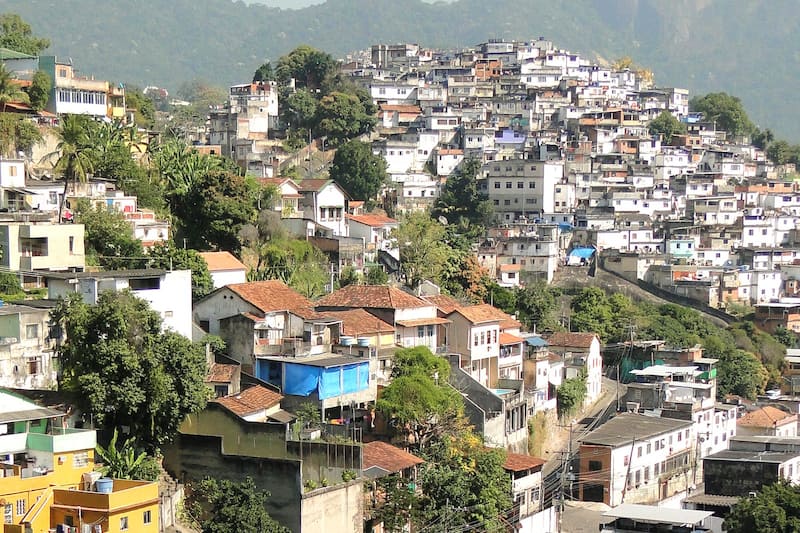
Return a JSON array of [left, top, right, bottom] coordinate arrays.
[[580, 413, 692, 447], [706, 449, 799, 464], [603, 503, 712, 526]]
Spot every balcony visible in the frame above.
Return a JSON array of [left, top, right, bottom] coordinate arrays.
[[52, 478, 158, 512], [0, 432, 27, 454], [26, 428, 96, 453]]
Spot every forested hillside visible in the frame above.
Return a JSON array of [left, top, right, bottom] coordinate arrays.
[[5, 0, 799, 138]]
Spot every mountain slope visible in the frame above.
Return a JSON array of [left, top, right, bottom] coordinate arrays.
[[5, 0, 799, 139]]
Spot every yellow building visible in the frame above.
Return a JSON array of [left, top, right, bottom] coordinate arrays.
[[0, 390, 159, 533]]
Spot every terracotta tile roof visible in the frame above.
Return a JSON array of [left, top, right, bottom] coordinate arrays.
[[206, 363, 237, 383], [503, 453, 545, 472], [322, 309, 394, 336], [379, 104, 422, 114], [422, 294, 464, 315], [199, 251, 247, 272], [349, 201, 364, 208], [500, 332, 525, 345], [546, 332, 599, 349], [499, 263, 521, 272], [227, 280, 316, 317], [315, 285, 429, 310], [213, 385, 282, 417], [297, 179, 332, 193], [738, 406, 796, 428], [438, 148, 464, 156], [363, 441, 424, 473], [347, 213, 398, 227], [449, 304, 506, 325]]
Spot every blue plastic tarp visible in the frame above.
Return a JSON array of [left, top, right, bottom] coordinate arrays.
[[284, 363, 320, 397], [320, 367, 342, 400], [569, 247, 596, 259]]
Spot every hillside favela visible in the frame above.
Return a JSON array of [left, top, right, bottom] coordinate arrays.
[[1, 3, 800, 532]]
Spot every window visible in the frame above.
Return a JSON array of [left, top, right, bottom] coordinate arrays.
[[214, 385, 228, 398], [4, 504, 12, 524], [480, 332, 485, 344], [529, 182, 535, 189], [417, 326, 424, 338], [517, 181, 524, 189], [474, 334, 479, 346], [589, 460, 602, 471], [637, 446, 642, 457], [494, 182, 500, 189], [27, 357, 39, 375], [120, 516, 129, 531], [143, 510, 152, 525], [73, 451, 89, 468], [129, 277, 161, 291], [25, 324, 38, 340], [15, 500, 25, 517], [506, 182, 512, 189], [69, 236, 75, 254]]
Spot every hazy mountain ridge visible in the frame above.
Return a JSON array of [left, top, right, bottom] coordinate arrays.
[[6, 0, 799, 138]]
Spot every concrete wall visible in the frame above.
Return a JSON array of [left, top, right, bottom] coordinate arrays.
[[301, 479, 363, 532]]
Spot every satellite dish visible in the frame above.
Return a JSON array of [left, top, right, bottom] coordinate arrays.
[[437, 216, 448, 225]]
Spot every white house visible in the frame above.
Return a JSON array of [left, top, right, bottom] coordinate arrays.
[[199, 251, 248, 289], [546, 332, 603, 404], [578, 413, 694, 506], [297, 179, 349, 237], [46, 269, 193, 339]]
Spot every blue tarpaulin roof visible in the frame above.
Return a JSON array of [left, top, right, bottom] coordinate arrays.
[[558, 223, 574, 232], [526, 336, 549, 347], [569, 247, 596, 259]]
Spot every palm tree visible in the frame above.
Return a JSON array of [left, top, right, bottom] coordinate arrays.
[[0, 64, 26, 113], [49, 114, 95, 221]]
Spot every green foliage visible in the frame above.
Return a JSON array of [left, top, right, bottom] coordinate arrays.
[[124, 85, 156, 129], [376, 346, 465, 449], [391, 212, 449, 290], [53, 291, 209, 449], [337, 265, 361, 288], [172, 169, 258, 253], [648, 110, 686, 143], [252, 61, 275, 83], [365, 266, 388, 285], [0, 112, 42, 157], [515, 282, 561, 332], [774, 326, 798, 349], [0, 13, 49, 55], [569, 287, 634, 342], [432, 157, 492, 231], [329, 140, 387, 201], [724, 480, 800, 533], [146, 242, 214, 300], [75, 199, 144, 270], [48, 114, 96, 221], [557, 372, 587, 417], [417, 432, 512, 532], [341, 469, 357, 482], [295, 401, 321, 428], [186, 477, 289, 533], [281, 88, 317, 131], [276, 45, 336, 92], [95, 428, 160, 481], [0, 63, 26, 116], [315, 91, 377, 145], [370, 473, 419, 533], [240, 210, 329, 297], [0, 271, 21, 295], [690, 92, 756, 138], [25, 69, 50, 111]]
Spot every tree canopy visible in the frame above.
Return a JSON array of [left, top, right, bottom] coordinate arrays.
[[376, 346, 464, 449], [0, 13, 49, 55], [690, 92, 756, 138], [75, 199, 144, 270], [432, 157, 492, 232], [391, 212, 450, 290], [648, 110, 686, 143], [53, 291, 209, 449], [328, 139, 387, 201], [724, 480, 800, 533], [417, 432, 512, 532], [186, 477, 289, 533]]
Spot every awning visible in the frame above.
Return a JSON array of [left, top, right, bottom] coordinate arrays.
[[569, 247, 596, 259], [500, 332, 524, 345], [3, 187, 36, 195]]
